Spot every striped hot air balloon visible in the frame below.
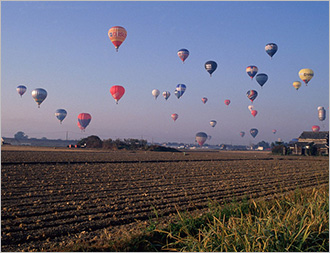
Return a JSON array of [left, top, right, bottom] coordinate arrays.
[[108, 26, 127, 52]]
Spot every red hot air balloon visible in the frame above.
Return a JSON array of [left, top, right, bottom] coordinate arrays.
[[272, 129, 277, 134], [251, 110, 258, 117], [108, 26, 127, 52], [77, 121, 84, 131], [171, 113, 178, 122], [195, 132, 208, 147], [110, 85, 125, 104], [312, 125, 320, 133], [224, 99, 231, 106], [78, 113, 92, 131]]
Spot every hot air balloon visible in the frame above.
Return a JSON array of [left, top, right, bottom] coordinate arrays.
[[171, 113, 178, 122], [318, 107, 326, 121], [152, 89, 160, 99], [55, 109, 67, 124], [272, 129, 277, 134], [251, 110, 258, 117], [110, 85, 125, 104], [16, 85, 27, 97], [163, 91, 171, 100], [210, 120, 217, 127], [201, 97, 208, 104], [246, 90, 258, 103], [312, 125, 320, 133], [177, 49, 189, 63], [175, 84, 186, 98], [224, 99, 231, 106], [174, 90, 180, 99], [250, 128, 258, 138], [204, 61, 217, 77], [248, 105, 254, 112], [108, 26, 127, 52], [195, 132, 208, 146], [293, 81, 302, 90], [256, 73, 268, 88], [240, 131, 245, 137], [32, 88, 47, 108], [299, 69, 314, 85], [246, 66, 258, 80], [265, 43, 278, 58], [78, 113, 92, 131]]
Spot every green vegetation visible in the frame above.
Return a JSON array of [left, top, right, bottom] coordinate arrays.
[[57, 186, 328, 252]]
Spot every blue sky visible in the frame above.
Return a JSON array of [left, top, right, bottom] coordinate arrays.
[[1, 1, 329, 145]]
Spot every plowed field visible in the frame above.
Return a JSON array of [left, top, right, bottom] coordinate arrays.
[[1, 146, 329, 251]]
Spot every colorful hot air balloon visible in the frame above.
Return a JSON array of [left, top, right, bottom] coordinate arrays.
[[265, 43, 278, 58], [224, 99, 231, 106], [204, 61, 217, 77], [177, 49, 189, 63], [201, 97, 208, 104], [250, 128, 258, 138], [272, 129, 277, 134], [16, 85, 27, 97], [163, 91, 171, 100], [240, 131, 245, 137], [152, 89, 160, 99], [110, 85, 125, 104], [251, 110, 258, 117], [78, 113, 92, 131], [210, 120, 217, 127], [108, 26, 127, 52], [195, 132, 208, 146], [246, 66, 258, 80], [55, 109, 67, 124], [293, 81, 302, 90], [176, 84, 186, 98], [171, 113, 178, 122], [248, 105, 254, 112], [246, 90, 258, 103], [312, 125, 320, 133], [256, 73, 268, 88], [299, 69, 314, 85], [32, 88, 47, 108], [318, 107, 326, 121]]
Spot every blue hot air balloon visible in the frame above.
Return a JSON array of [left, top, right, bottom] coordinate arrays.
[[177, 49, 189, 63], [55, 109, 67, 124], [246, 66, 258, 80], [265, 43, 278, 58], [250, 128, 258, 138], [163, 91, 171, 100], [176, 84, 186, 98], [32, 88, 47, 108], [246, 90, 258, 103], [256, 73, 268, 88], [16, 85, 27, 97], [204, 61, 217, 77]]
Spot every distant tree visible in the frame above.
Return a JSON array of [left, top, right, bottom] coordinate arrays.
[[14, 131, 28, 140], [78, 135, 102, 148], [41, 137, 48, 140], [257, 141, 270, 149]]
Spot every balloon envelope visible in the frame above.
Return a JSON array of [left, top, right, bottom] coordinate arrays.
[[210, 120, 217, 127], [240, 131, 245, 137], [110, 85, 125, 104], [246, 66, 258, 79], [299, 69, 314, 85], [293, 81, 302, 90], [204, 61, 217, 77], [108, 26, 127, 52], [250, 128, 258, 138], [32, 88, 47, 108], [318, 107, 326, 121], [272, 129, 277, 134], [256, 73, 268, 87], [175, 84, 186, 98], [171, 113, 178, 122], [251, 110, 258, 117], [224, 99, 231, 106], [177, 49, 189, 63], [248, 105, 254, 112], [163, 91, 171, 100], [265, 43, 278, 58], [78, 113, 92, 130], [16, 85, 27, 97], [55, 109, 67, 124], [312, 125, 320, 133], [201, 97, 208, 104], [246, 90, 258, 103], [152, 89, 160, 99], [195, 132, 208, 146]]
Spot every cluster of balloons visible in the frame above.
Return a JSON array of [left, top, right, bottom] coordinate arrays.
[[16, 85, 48, 109]]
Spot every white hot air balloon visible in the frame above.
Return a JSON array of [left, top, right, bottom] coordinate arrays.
[[152, 89, 160, 99]]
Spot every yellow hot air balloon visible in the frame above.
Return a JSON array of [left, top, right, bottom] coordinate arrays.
[[292, 81, 302, 90], [108, 26, 127, 52], [298, 69, 314, 86]]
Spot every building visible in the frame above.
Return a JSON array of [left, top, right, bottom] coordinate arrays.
[[289, 131, 329, 155]]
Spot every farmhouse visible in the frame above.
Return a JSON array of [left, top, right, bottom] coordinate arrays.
[[289, 131, 329, 155]]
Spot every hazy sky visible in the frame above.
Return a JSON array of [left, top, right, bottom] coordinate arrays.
[[1, 1, 329, 145]]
